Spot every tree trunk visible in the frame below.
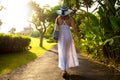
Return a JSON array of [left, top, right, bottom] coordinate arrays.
[[40, 31, 43, 47], [31, 21, 46, 47], [39, 22, 46, 47]]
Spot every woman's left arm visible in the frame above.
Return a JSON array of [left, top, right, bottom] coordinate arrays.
[[70, 16, 80, 41], [70, 17, 78, 36]]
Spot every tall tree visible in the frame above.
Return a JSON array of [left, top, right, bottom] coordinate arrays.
[[28, 1, 48, 47]]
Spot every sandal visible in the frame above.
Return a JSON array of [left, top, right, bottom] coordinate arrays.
[[62, 71, 68, 78]]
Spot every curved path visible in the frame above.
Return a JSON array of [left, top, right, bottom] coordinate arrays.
[[0, 45, 120, 80]]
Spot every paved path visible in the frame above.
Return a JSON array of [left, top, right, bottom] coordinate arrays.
[[0, 45, 120, 80]]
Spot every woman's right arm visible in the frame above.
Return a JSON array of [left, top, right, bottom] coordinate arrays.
[[54, 17, 59, 31]]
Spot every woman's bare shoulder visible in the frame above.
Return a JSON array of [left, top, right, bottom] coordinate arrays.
[[69, 16, 73, 21], [56, 16, 61, 19]]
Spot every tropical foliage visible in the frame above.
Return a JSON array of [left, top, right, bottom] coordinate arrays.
[[60, 0, 120, 69]]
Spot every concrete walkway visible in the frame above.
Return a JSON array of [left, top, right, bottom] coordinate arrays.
[[0, 45, 120, 80]]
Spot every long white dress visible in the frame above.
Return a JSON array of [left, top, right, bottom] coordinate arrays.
[[58, 21, 79, 70]]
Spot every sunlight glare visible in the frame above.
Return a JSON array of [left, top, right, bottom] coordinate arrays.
[[0, 0, 59, 33], [0, 0, 30, 33]]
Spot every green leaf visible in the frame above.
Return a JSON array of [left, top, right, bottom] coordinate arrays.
[[88, 13, 99, 26], [109, 16, 120, 32]]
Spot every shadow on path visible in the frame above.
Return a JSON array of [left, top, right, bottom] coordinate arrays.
[[64, 74, 91, 80], [63, 74, 120, 80], [41, 45, 58, 54]]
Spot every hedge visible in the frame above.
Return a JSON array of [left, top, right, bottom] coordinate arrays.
[[0, 33, 31, 53]]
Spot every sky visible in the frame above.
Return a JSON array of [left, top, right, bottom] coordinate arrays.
[[0, 0, 59, 33]]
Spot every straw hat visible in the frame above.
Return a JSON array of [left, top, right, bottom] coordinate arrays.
[[56, 5, 73, 16]]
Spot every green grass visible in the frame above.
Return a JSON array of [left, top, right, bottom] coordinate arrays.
[[0, 37, 56, 76]]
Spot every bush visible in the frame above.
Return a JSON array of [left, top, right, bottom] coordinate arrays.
[[31, 30, 40, 38], [0, 33, 31, 53]]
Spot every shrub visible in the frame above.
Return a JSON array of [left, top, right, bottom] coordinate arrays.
[[31, 30, 40, 38], [0, 33, 31, 53]]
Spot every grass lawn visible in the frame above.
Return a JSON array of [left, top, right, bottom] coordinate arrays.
[[0, 37, 56, 76]]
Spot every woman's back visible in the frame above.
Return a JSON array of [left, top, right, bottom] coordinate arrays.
[[57, 15, 72, 27]]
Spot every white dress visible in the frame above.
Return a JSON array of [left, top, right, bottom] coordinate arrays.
[[58, 21, 79, 70]]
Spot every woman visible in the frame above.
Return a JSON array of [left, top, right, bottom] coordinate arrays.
[[54, 5, 79, 78]]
